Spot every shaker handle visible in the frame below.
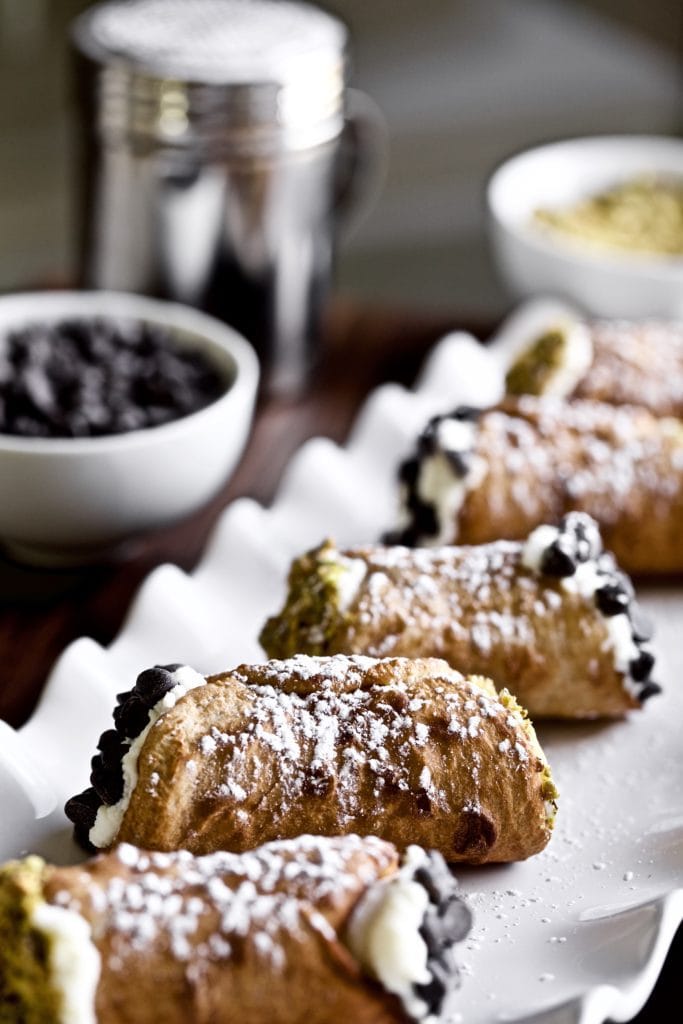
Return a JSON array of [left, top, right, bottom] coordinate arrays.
[[335, 88, 389, 240]]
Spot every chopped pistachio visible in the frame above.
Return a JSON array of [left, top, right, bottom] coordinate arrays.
[[506, 329, 569, 396], [498, 688, 559, 828], [0, 857, 63, 1024], [534, 175, 683, 257], [259, 539, 353, 658]]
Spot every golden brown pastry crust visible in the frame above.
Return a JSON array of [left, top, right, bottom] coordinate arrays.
[[112, 657, 555, 864], [573, 320, 683, 417], [26, 837, 411, 1024], [417, 396, 683, 574], [259, 540, 642, 719]]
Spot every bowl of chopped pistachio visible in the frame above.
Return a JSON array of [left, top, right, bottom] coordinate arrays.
[[486, 134, 683, 317]]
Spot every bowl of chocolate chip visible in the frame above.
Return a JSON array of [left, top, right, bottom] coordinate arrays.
[[0, 291, 259, 564]]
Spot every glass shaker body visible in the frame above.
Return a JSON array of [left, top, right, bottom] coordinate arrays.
[[71, 0, 350, 395]]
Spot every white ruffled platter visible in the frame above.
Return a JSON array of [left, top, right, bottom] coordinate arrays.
[[1, 298, 682, 1024]]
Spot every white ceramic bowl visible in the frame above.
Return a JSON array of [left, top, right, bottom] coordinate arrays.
[[0, 291, 259, 564], [487, 134, 683, 318]]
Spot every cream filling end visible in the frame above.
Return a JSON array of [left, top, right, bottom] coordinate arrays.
[[346, 846, 431, 1019], [89, 665, 206, 848], [32, 902, 100, 1024]]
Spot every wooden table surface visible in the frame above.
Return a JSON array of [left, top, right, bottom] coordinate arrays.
[[0, 297, 678, 1021]]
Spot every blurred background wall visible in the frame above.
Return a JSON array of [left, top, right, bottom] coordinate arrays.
[[0, 0, 681, 318]]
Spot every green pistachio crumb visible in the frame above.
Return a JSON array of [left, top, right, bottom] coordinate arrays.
[[0, 856, 62, 1024], [533, 175, 683, 257], [498, 688, 558, 828], [505, 329, 568, 396], [259, 539, 350, 658]]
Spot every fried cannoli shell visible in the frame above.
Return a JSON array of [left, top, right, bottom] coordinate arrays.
[[505, 317, 683, 417], [392, 396, 683, 574], [259, 528, 657, 720], [0, 836, 436, 1024], [76, 658, 556, 865], [572, 321, 683, 416]]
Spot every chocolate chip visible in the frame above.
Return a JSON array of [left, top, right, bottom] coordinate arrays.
[[420, 896, 472, 963], [415, 851, 473, 952], [397, 456, 419, 489], [405, 499, 440, 543], [638, 681, 662, 703], [540, 543, 576, 577], [452, 809, 497, 857], [414, 851, 459, 906], [113, 693, 151, 738], [629, 650, 655, 682], [560, 512, 603, 562], [64, 785, 100, 826], [134, 666, 178, 705], [64, 787, 100, 851], [0, 317, 226, 438], [418, 418, 442, 458], [444, 449, 472, 478], [414, 960, 449, 1014], [595, 584, 630, 617], [96, 729, 129, 768], [448, 405, 482, 422], [90, 754, 124, 805]]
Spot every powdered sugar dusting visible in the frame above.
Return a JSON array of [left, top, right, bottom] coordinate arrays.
[[191, 656, 539, 833], [575, 320, 683, 416], [55, 835, 391, 974], [396, 395, 683, 548]]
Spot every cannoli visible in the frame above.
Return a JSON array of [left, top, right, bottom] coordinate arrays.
[[65, 658, 557, 865], [0, 834, 472, 1023], [384, 395, 683, 574], [504, 317, 683, 417], [260, 513, 659, 719]]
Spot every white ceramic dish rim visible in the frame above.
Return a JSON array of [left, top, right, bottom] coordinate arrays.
[[0, 290, 260, 453], [0, 297, 681, 1024], [487, 134, 683, 277]]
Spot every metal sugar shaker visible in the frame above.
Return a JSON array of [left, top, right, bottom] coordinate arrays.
[[70, 0, 383, 396]]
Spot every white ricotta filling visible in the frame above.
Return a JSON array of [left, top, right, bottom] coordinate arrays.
[[31, 902, 100, 1024], [562, 563, 640, 683], [322, 550, 368, 612], [508, 319, 593, 398], [434, 417, 477, 453], [346, 845, 432, 1020], [535, 320, 593, 398], [416, 419, 487, 546], [89, 665, 207, 848], [521, 524, 562, 573], [522, 527, 642, 691]]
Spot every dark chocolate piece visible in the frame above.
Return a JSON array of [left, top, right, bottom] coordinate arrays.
[[0, 317, 226, 439], [412, 851, 472, 1018], [595, 584, 631, 617], [638, 681, 662, 702], [113, 693, 151, 739], [629, 650, 655, 682], [540, 512, 604, 577], [64, 787, 100, 851], [65, 663, 190, 851], [134, 666, 180, 705], [385, 408, 484, 547]]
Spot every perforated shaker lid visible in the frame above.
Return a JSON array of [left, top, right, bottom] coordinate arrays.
[[72, 0, 348, 148], [75, 0, 346, 83]]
